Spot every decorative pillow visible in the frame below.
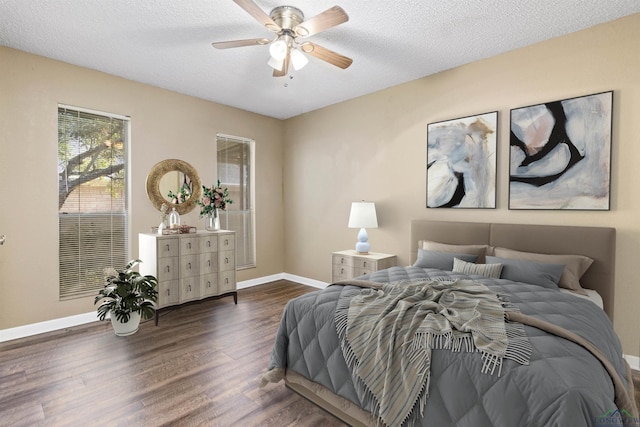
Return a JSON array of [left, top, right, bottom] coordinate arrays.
[[419, 241, 489, 262], [493, 247, 593, 293], [453, 258, 502, 278], [413, 249, 477, 270], [486, 256, 565, 289]]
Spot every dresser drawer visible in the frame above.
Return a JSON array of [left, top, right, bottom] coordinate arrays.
[[199, 235, 218, 253], [156, 257, 179, 281], [157, 280, 179, 308], [219, 250, 235, 271], [199, 252, 218, 275], [200, 273, 218, 297], [219, 234, 235, 251], [180, 255, 199, 278], [157, 238, 179, 258], [180, 236, 199, 256], [180, 276, 200, 303], [219, 270, 236, 293]]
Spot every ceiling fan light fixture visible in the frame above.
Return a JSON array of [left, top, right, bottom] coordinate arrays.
[[290, 48, 308, 70], [267, 55, 284, 71], [269, 39, 288, 60]]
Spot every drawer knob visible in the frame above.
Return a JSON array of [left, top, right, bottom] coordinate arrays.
[[188, 262, 191, 269], [165, 244, 170, 251], [363, 261, 367, 267], [166, 266, 170, 273]]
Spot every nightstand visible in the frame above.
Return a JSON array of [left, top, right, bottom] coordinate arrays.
[[331, 250, 397, 282]]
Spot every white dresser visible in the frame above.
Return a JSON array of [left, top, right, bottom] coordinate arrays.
[[139, 230, 236, 323]]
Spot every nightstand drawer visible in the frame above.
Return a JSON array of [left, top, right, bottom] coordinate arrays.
[[332, 254, 354, 267], [332, 264, 354, 280], [353, 257, 375, 270]]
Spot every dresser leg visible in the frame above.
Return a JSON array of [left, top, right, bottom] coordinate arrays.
[[233, 291, 238, 304]]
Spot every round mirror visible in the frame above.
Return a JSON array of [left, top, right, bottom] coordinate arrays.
[[146, 159, 202, 215]]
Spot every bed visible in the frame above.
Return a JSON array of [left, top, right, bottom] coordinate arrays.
[[262, 221, 638, 426]]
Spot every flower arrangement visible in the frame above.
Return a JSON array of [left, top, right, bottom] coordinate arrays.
[[167, 183, 191, 204], [197, 180, 233, 218]]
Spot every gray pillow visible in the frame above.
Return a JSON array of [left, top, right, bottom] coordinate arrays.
[[413, 249, 478, 271], [485, 256, 565, 289]]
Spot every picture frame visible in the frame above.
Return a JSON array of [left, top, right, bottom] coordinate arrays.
[[427, 111, 497, 208], [509, 91, 613, 210]]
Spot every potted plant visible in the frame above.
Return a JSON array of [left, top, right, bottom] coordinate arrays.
[[95, 259, 158, 336]]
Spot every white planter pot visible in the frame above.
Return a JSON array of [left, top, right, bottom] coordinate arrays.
[[110, 311, 141, 336]]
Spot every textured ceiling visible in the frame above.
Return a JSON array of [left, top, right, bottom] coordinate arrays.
[[1, 1, 638, 119]]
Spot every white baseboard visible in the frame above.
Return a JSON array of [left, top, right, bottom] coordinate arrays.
[[236, 273, 287, 289], [0, 311, 99, 343], [281, 273, 328, 289], [0, 273, 329, 342]]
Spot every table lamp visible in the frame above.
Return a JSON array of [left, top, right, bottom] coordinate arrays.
[[348, 201, 378, 254]]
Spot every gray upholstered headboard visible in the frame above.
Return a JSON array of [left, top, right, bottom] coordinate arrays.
[[410, 220, 616, 320]]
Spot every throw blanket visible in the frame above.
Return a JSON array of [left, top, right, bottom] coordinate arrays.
[[334, 279, 531, 427]]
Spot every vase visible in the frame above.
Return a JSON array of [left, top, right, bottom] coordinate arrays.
[[205, 213, 220, 231]]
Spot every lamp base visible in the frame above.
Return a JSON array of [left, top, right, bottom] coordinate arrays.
[[354, 228, 371, 254]]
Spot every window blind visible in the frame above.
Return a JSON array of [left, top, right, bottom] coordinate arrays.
[[217, 134, 255, 269], [58, 105, 130, 299]]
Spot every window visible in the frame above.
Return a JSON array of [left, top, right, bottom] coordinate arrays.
[[217, 134, 255, 269], [58, 105, 130, 299]]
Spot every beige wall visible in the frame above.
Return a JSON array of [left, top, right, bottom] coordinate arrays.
[[283, 14, 640, 356], [0, 46, 285, 329]]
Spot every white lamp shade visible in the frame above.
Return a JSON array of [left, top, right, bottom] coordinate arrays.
[[267, 56, 284, 70], [269, 39, 288, 60], [290, 49, 309, 70], [348, 202, 378, 229]]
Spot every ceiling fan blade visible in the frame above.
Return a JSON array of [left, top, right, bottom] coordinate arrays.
[[233, 0, 281, 32], [294, 6, 348, 37], [300, 42, 353, 69], [211, 38, 271, 49], [273, 50, 290, 77]]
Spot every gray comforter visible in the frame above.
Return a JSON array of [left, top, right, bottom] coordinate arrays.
[[266, 266, 633, 426]]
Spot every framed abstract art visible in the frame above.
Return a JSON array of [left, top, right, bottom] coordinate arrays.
[[509, 91, 612, 210], [427, 111, 497, 208]]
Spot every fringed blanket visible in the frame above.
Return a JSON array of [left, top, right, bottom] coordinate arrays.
[[334, 279, 531, 427]]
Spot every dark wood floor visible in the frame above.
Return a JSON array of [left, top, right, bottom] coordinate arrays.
[[0, 280, 347, 427]]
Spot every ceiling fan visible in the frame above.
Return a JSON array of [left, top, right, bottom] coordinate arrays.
[[212, 0, 353, 77]]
